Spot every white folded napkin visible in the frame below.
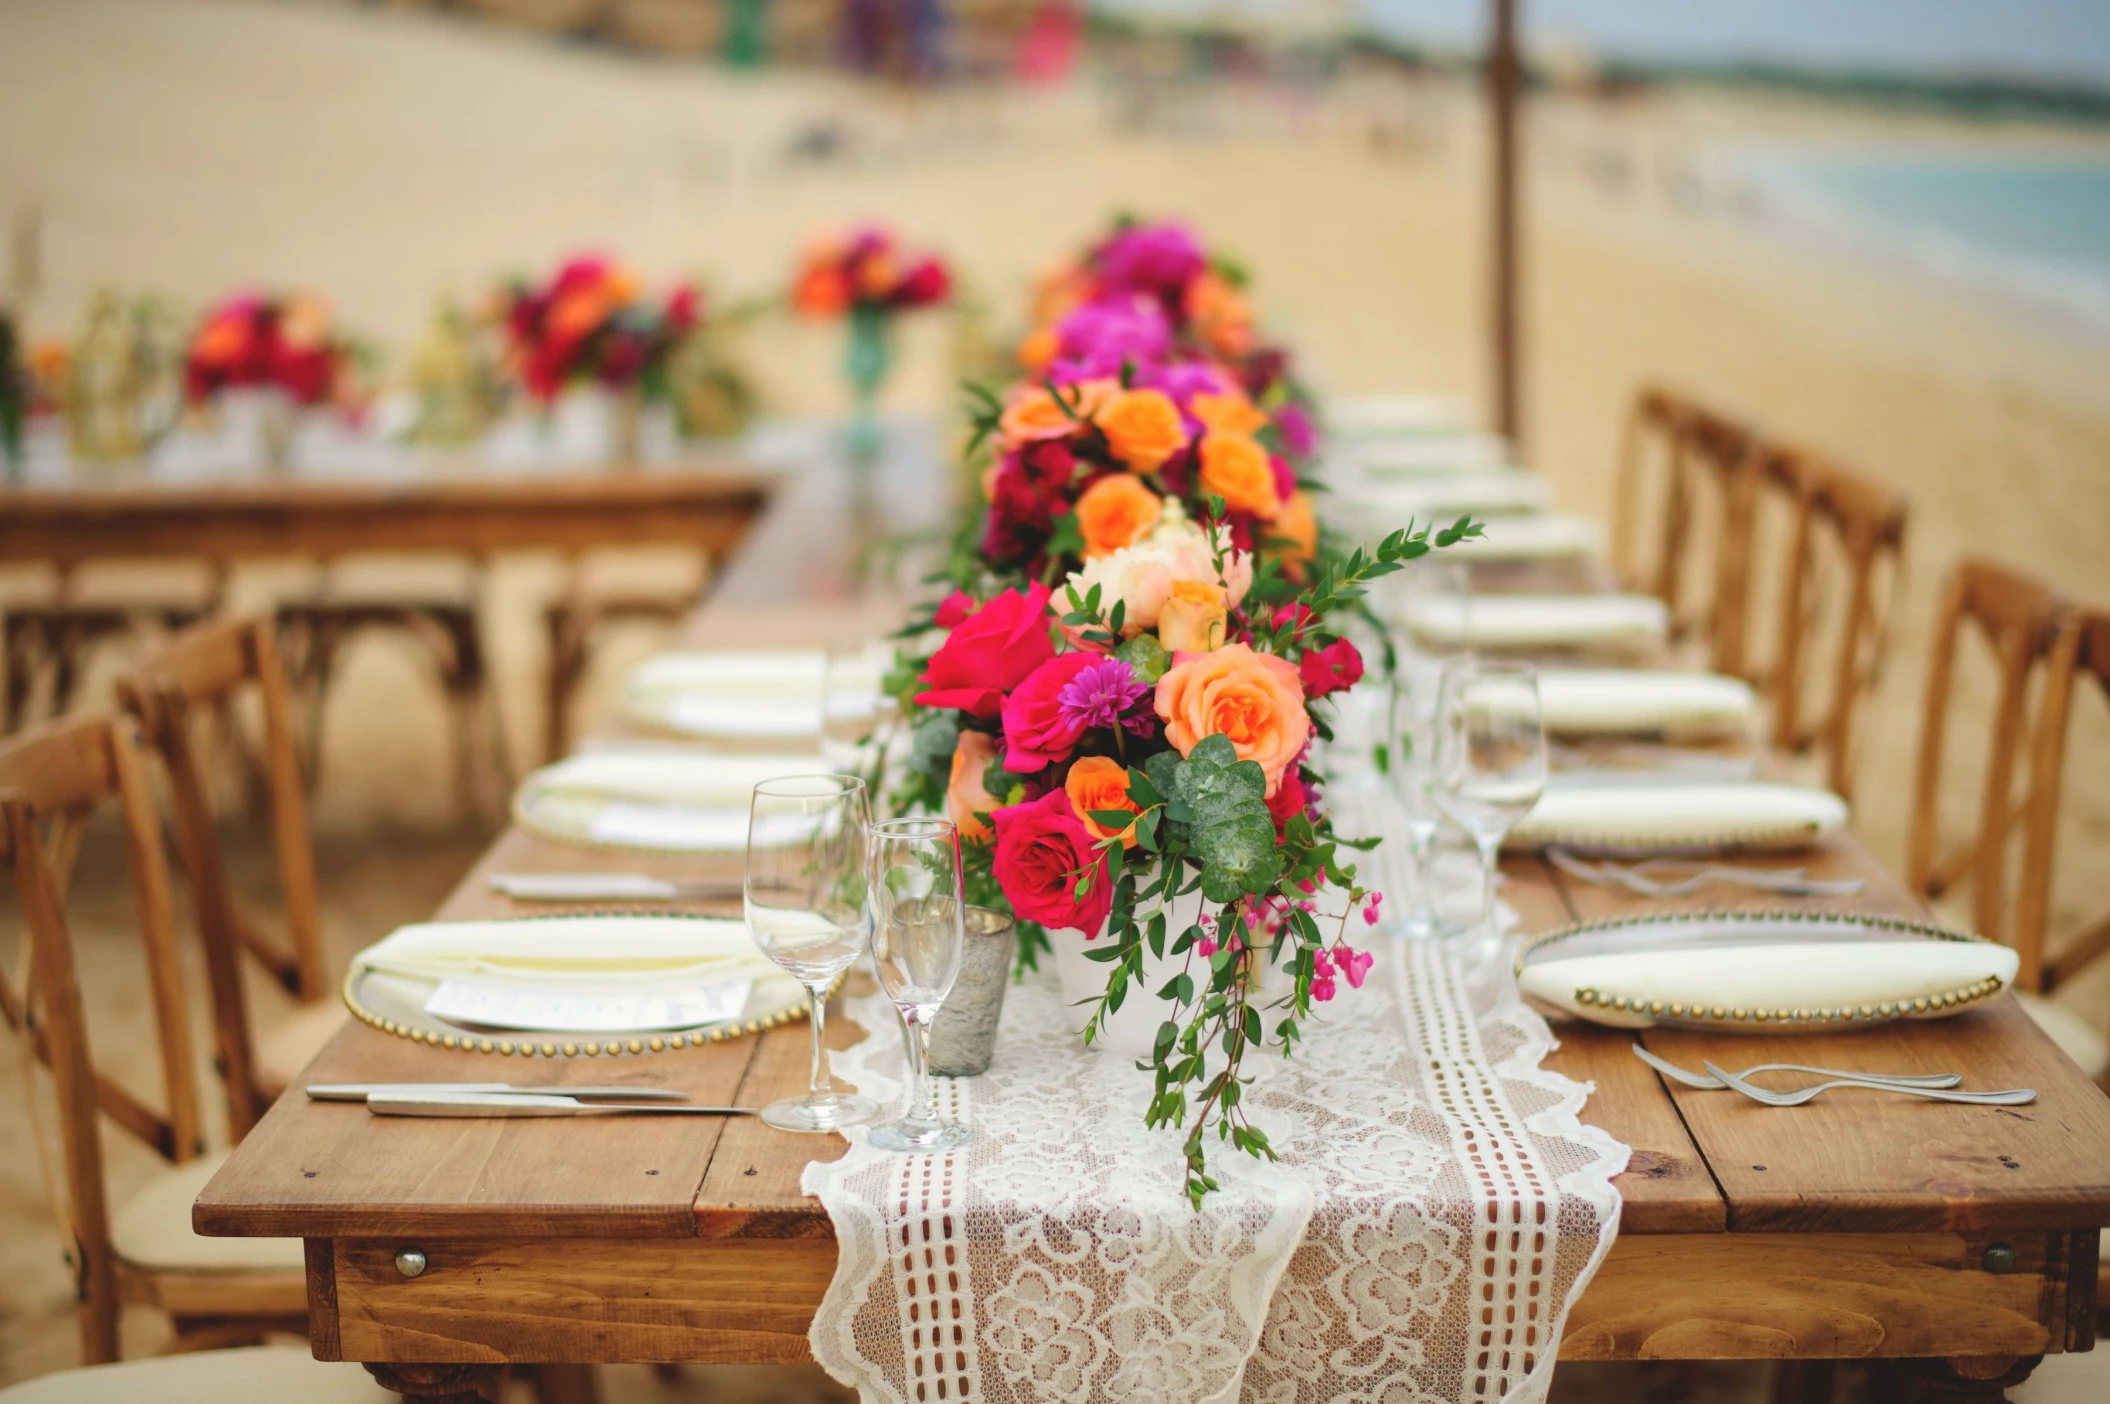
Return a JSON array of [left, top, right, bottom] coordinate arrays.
[[1507, 780, 1848, 852], [1404, 594, 1669, 652], [1536, 669, 1756, 736], [619, 649, 879, 741], [1448, 514, 1604, 561], [1520, 935, 2017, 1029], [1348, 468, 1550, 517], [513, 750, 828, 851], [1325, 395, 1478, 439], [354, 915, 775, 989]]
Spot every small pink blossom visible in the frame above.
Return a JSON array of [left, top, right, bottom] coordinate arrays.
[[1362, 892, 1384, 927], [1334, 946, 1374, 989], [1311, 973, 1337, 1003], [1195, 935, 1217, 958]]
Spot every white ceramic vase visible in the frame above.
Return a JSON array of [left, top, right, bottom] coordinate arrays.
[[1050, 884, 1210, 1058]]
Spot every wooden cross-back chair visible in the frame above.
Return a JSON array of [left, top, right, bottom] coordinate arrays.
[[0, 712, 307, 1366], [2022, 606, 2110, 1012], [1609, 385, 1764, 670], [118, 616, 345, 1134], [1904, 562, 2109, 1083], [1749, 443, 1909, 804]]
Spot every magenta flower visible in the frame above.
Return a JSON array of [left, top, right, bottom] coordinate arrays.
[[1055, 297, 1171, 369], [1334, 945, 1374, 989], [1057, 656, 1152, 735], [1096, 223, 1206, 297]]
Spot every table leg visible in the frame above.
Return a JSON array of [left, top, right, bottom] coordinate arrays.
[[362, 1363, 502, 1404], [1889, 1354, 2043, 1403]]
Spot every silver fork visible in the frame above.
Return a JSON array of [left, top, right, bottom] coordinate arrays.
[[1631, 1043, 1960, 1091], [1703, 1060, 2036, 1107]]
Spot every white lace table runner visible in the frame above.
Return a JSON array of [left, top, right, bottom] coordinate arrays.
[[803, 930, 1628, 1404]]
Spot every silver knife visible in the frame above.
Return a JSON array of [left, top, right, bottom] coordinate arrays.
[[309, 1082, 690, 1103], [365, 1092, 757, 1118], [487, 872, 743, 902]]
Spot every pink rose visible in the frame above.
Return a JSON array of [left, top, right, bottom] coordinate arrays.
[[933, 590, 977, 629], [991, 789, 1115, 934], [1000, 652, 1097, 772], [916, 583, 1057, 718]]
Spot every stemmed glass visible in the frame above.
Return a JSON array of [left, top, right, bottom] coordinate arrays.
[[743, 775, 879, 1134], [1433, 660, 1547, 940], [1381, 675, 1452, 940], [865, 817, 971, 1154]]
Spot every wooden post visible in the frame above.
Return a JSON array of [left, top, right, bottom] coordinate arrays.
[[1490, 0, 1522, 446]]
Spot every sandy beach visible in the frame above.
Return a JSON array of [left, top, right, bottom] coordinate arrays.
[[2, 1, 2109, 1397]]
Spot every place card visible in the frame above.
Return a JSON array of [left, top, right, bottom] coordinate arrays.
[[424, 977, 754, 1033]]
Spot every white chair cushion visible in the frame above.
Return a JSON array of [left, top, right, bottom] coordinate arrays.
[[108, 1153, 304, 1274], [2014, 991, 2110, 1081], [0, 1347, 390, 1402]]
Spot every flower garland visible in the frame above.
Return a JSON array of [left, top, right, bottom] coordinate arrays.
[[892, 218, 1477, 1204]]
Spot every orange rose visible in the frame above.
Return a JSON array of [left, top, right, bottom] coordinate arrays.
[[1191, 391, 1268, 438], [998, 379, 1116, 448], [945, 731, 1000, 843], [1198, 434, 1283, 519], [1156, 578, 1227, 653], [1094, 388, 1188, 473], [1017, 325, 1059, 373], [1188, 271, 1254, 359], [1153, 643, 1310, 796], [1064, 755, 1141, 848], [1074, 473, 1162, 558], [1268, 490, 1319, 575]]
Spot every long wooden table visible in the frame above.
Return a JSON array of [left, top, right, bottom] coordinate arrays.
[[0, 468, 776, 564], [195, 446, 2110, 1404]]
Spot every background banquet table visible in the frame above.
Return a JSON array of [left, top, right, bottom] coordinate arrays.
[[191, 442, 2110, 1402]]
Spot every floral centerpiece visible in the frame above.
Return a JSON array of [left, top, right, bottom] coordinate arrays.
[[790, 226, 952, 460], [185, 290, 360, 470], [892, 219, 1477, 1204], [185, 290, 350, 409]]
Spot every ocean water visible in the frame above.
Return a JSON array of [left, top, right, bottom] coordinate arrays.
[[1737, 149, 2110, 337]]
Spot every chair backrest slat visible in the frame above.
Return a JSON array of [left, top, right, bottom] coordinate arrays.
[[0, 714, 206, 1362], [121, 617, 322, 1139]]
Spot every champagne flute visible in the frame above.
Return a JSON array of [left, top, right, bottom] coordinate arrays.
[[1433, 660, 1547, 940], [744, 775, 878, 1134], [866, 817, 971, 1154]]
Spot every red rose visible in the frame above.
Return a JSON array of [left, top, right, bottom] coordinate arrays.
[[1000, 652, 1096, 772], [1272, 602, 1316, 643], [1266, 766, 1311, 839], [932, 590, 977, 629], [916, 583, 1056, 718], [1298, 638, 1364, 699], [991, 789, 1114, 934], [892, 258, 952, 309]]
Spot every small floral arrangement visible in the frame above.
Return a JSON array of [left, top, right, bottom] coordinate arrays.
[[790, 227, 952, 319], [185, 290, 349, 406], [496, 255, 699, 403], [894, 218, 1478, 1204]]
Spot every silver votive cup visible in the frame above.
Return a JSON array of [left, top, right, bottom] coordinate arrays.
[[928, 906, 1017, 1077]]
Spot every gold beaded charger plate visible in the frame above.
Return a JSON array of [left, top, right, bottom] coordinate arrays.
[[1515, 910, 2019, 1032], [342, 914, 815, 1059]]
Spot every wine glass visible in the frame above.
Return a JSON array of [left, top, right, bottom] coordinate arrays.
[[1433, 660, 1547, 940], [819, 634, 883, 779], [1379, 556, 1473, 688], [1381, 675, 1454, 940], [743, 774, 878, 1134], [865, 817, 971, 1154]]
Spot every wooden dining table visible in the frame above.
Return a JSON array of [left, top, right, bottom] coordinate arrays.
[[193, 439, 2110, 1404]]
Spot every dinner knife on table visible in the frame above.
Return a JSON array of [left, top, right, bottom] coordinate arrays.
[[364, 1092, 758, 1118], [308, 1082, 690, 1103]]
